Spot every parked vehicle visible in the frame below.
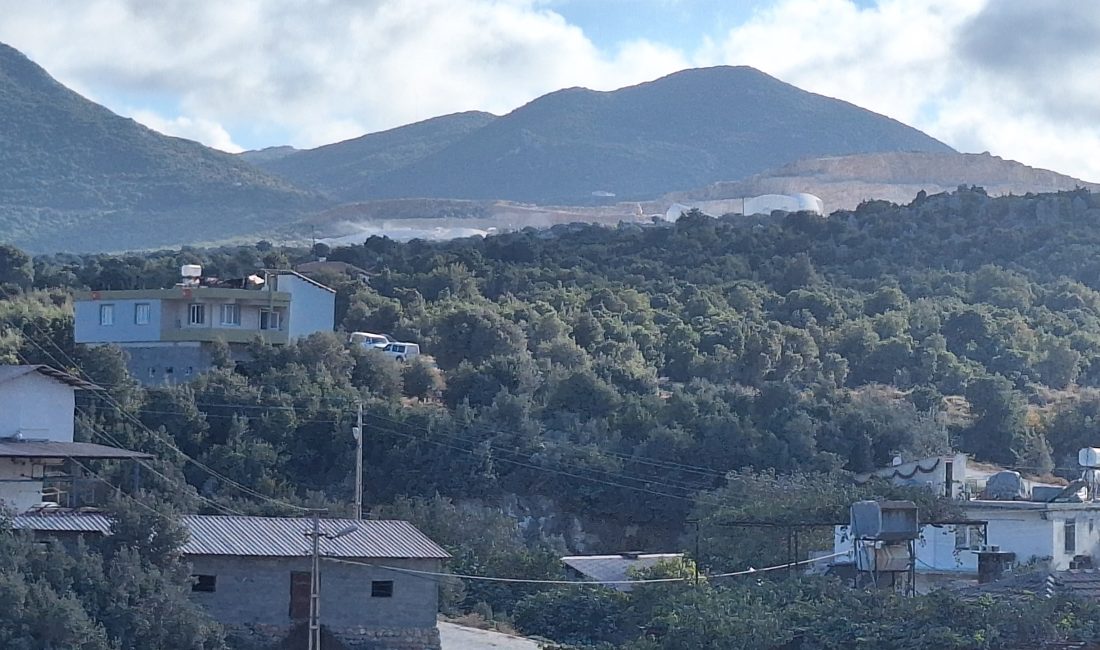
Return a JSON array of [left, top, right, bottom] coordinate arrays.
[[349, 331, 391, 349], [381, 342, 420, 362]]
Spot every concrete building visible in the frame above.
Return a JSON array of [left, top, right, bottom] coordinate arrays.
[[0, 365, 150, 513], [832, 453, 1100, 589], [73, 267, 336, 384], [13, 512, 450, 649]]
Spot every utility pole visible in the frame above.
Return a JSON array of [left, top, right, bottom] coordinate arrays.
[[308, 511, 321, 650], [353, 401, 363, 521], [305, 513, 359, 650]]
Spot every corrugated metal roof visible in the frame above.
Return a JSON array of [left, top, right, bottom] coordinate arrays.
[[14, 512, 113, 532], [12, 513, 449, 559], [180, 516, 448, 559], [0, 440, 152, 459], [0, 365, 100, 390], [562, 553, 684, 591]]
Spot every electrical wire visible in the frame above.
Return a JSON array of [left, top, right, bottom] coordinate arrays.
[[3, 307, 312, 512], [323, 550, 853, 585]]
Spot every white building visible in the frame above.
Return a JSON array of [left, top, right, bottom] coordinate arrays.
[[834, 453, 1100, 588], [0, 365, 149, 513]]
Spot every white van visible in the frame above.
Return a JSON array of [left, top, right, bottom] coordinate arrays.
[[381, 342, 420, 362], [349, 331, 391, 349]]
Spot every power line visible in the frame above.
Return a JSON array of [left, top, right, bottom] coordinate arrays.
[[1, 304, 310, 513], [323, 550, 853, 585]]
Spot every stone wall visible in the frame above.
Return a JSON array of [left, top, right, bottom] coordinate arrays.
[[226, 623, 441, 650]]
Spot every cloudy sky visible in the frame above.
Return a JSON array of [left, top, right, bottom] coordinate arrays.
[[2, 0, 1098, 181]]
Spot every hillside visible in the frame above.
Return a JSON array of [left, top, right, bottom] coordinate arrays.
[[664, 151, 1100, 212], [0, 42, 328, 252], [322, 66, 954, 204], [254, 111, 497, 201]]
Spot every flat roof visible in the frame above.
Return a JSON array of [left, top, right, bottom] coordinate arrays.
[[0, 440, 152, 460]]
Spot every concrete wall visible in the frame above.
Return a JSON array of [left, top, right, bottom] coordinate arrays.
[[277, 274, 335, 341], [0, 371, 76, 441], [0, 458, 46, 513], [74, 299, 162, 343], [187, 556, 440, 630], [119, 342, 212, 386]]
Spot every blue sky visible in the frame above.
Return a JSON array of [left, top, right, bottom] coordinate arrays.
[[1, 0, 1099, 181]]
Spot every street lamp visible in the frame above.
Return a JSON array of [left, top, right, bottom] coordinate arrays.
[[306, 513, 359, 650]]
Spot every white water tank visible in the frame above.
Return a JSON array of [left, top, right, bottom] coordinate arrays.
[[1079, 448, 1100, 468], [181, 264, 202, 279]]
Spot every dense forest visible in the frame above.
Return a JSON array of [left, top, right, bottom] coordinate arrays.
[[6, 186, 1100, 647]]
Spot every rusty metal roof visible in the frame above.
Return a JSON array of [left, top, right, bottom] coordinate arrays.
[[0, 440, 152, 459], [12, 513, 449, 560]]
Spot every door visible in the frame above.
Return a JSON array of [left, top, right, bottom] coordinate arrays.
[[289, 571, 311, 620]]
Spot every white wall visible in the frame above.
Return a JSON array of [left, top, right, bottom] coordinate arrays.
[[0, 458, 45, 513], [74, 298, 162, 343], [277, 274, 335, 341], [0, 371, 76, 442]]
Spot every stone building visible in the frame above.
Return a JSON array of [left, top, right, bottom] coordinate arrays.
[[14, 513, 450, 649]]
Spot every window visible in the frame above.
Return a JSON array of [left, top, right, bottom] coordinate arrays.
[[191, 575, 217, 593], [371, 580, 394, 598], [99, 304, 114, 326], [954, 524, 985, 551], [188, 303, 205, 325], [220, 303, 241, 326], [260, 309, 281, 330], [134, 303, 151, 325], [1066, 519, 1077, 554]]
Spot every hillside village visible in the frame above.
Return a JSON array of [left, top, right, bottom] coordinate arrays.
[[5, 6, 1100, 648]]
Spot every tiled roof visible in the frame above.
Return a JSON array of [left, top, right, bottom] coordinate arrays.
[[12, 513, 449, 560], [0, 365, 99, 390], [0, 440, 152, 459]]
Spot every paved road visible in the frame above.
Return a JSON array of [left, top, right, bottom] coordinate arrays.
[[439, 621, 542, 650]]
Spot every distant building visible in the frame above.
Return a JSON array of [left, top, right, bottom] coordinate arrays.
[[73, 266, 336, 384], [14, 513, 449, 649], [832, 453, 1100, 590], [664, 193, 825, 221], [562, 552, 685, 591], [0, 365, 150, 512]]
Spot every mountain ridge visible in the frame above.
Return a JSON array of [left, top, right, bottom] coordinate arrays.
[[256, 65, 955, 205], [0, 42, 328, 252]]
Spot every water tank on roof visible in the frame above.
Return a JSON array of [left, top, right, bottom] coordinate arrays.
[[1079, 448, 1100, 468], [849, 500, 919, 541], [181, 264, 202, 279], [982, 471, 1028, 500]]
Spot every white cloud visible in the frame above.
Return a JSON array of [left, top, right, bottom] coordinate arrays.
[[0, 0, 688, 149], [129, 110, 243, 153], [2, 0, 1099, 182], [702, 0, 1100, 181]]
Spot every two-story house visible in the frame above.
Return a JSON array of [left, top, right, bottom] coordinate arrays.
[[73, 266, 336, 384], [0, 365, 150, 513]]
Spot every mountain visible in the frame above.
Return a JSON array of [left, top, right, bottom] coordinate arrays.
[[237, 145, 299, 164], [0, 43, 328, 252], [253, 111, 496, 201], [270, 66, 954, 205], [663, 151, 1100, 213]]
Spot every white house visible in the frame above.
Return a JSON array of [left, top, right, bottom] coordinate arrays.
[[834, 453, 1100, 588], [0, 365, 149, 513]]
